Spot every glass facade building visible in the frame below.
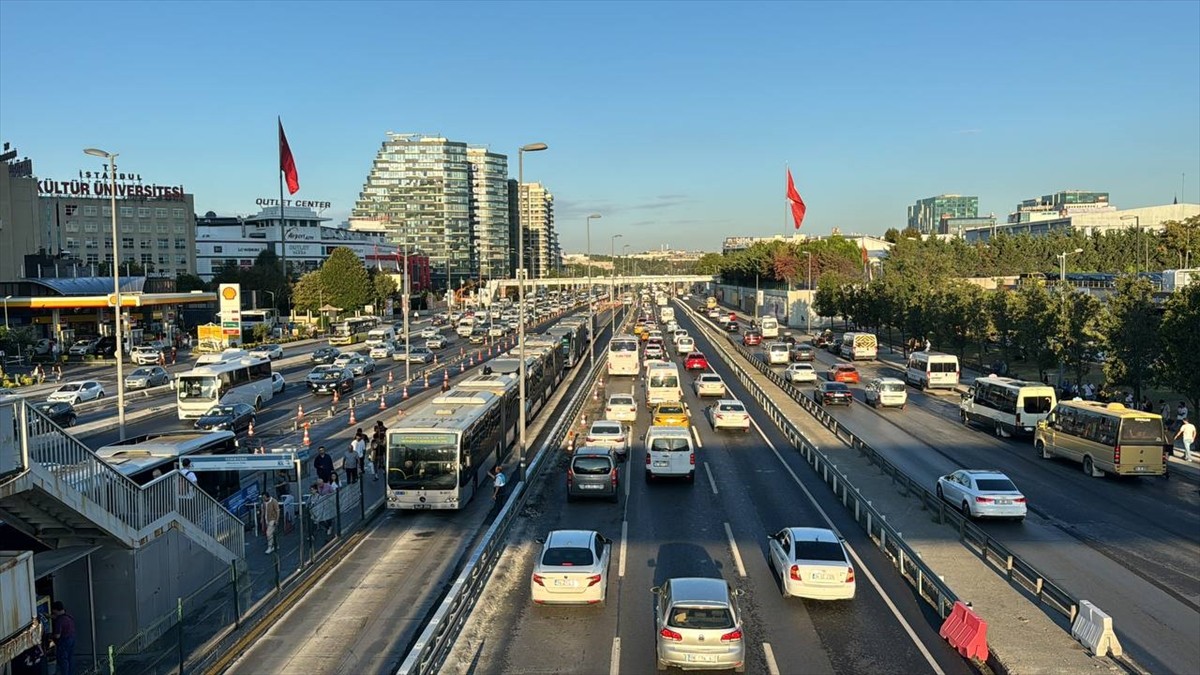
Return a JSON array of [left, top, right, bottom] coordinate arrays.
[[467, 147, 511, 280], [907, 194, 979, 234]]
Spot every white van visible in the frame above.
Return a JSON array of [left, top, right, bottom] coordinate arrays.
[[839, 333, 878, 360], [676, 336, 695, 354], [194, 348, 250, 367], [365, 326, 397, 347], [906, 352, 960, 390], [645, 363, 683, 405], [644, 426, 695, 482], [767, 342, 790, 365], [865, 377, 908, 409]]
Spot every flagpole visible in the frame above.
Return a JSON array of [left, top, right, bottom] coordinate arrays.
[[278, 118, 288, 294], [784, 162, 789, 236]]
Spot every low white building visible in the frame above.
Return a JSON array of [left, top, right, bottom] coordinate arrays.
[[963, 203, 1199, 243], [196, 207, 401, 280]]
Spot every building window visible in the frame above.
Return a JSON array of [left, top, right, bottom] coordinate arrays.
[[83, 222, 98, 233], [84, 240, 100, 250], [157, 224, 169, 234], [102, 206, 111, 216], [214, 245, 223, 253], [240, 259, 253, 267], [86, 253, 99, 265], [83, 206, 98, 216], [174, 240, 187, 250], [65, 237, 78, 249], [155, 208, 168, 218], [139, 240, 151, 250], [176, 255, 187, 266], [137, 207, 150, 218], [104, 253, 114, 264], [121, 237, 134, 249], [120, 222, 132, 233], [120, 206, 134, 218], [172, 208, 184, 219], [104, 238, 112, 249], [65, 222, 80, 232], [141, 253, 153, 265], [157, 238, 168, 249], [158, 254, 170, 265], [174, 224, 185, 234], [139, 223, 152, 233]]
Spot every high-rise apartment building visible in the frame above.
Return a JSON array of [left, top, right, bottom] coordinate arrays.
[[353, 133, 476, 289], [907, 194, 979, 234], [467, 147, 511, 280], [515, 182, 559, 278]]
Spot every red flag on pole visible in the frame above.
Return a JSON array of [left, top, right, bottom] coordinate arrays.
[[786, 168, 806, 229], [279, 118, 300, 195]]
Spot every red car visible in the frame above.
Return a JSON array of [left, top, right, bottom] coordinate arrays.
[[830, 364, 860, 384], [685, 352, 709, 370], [742, 331, 762, 346]]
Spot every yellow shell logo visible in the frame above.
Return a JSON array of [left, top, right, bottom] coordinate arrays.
[[222, 287, 238, 300]]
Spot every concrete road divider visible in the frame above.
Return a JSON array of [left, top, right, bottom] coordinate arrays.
[[73, 403, 178, 435], [938, 601, 989, 662], [1071, 600, 1123, 658]]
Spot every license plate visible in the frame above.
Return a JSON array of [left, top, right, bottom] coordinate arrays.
[[996, 499, 1011, 505], [685, 654, 717, 663], [581, 484, 603, 490], [1135, 466, 1147, 472], [653, 461, 669, 467], [553, 579, 578, 587], [410, 504, 431, 510], [811, 572, 835, 582]]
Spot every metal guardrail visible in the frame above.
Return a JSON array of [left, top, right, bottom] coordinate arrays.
[[684, 302, 1082, 624], [397, 307, 629, 675]]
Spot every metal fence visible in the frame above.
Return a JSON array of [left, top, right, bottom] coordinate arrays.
[[683, 302, 1081, 624], [397, 307, 629, 675]]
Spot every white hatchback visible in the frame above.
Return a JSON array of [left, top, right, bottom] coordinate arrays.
[[530, 530, 612, 606], [47, 381, 105, 404], [693, 374, 726, 397]]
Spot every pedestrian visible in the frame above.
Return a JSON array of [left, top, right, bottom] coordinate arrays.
[[54, 364, 63, 383], [1161, 399, 1173, 428], [329, 472, 341, 490], [274, 471, 291, 500], [35, 364, 45, 384], [1177, 402, 1189, 431], [50, 600, 76, 675], [1176, 417, 1196, 462], [309, 484, 333, 536], [491, 464, 508, 502], [261, 493, 281, 554], [313, 446, 333, 483], [316, 477, 334, 496], [344, 444, 360, 484], [923, 337, 931, 352]]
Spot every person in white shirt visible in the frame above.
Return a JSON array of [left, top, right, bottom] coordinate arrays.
[[1175, 418, 1196, 462]]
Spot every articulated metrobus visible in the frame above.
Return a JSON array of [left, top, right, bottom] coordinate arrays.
[[329, 317, 379, 346], [95, 430, 243, 498], [176, 356, 274, 420], [608, 334, 640, 376]]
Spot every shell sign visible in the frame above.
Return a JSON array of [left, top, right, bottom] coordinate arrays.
[[219, 283, 241, 319]]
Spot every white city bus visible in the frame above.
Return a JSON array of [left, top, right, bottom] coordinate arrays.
[[960, 375, 1057, 438], [608, 334, 640, 376], [760, 316, 780, 339], [176, 356, 274, 420]]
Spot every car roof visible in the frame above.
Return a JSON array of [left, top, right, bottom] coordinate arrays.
[[716, 398, 743, 405], [687, 352, 705, 358], [646, 426, 691, 437], [698, 373, 722, 380], [546, 529, 598, 549], [786, 527, 841, 543], [667, 577, 731, 605], [573, 447, 615, 459], [875, 377, 904, 384], [960, 469, 1008, 478]]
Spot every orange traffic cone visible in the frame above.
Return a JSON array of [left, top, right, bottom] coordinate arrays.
[[366, 378, 372, 392], [380, 395, 388, 411], [403, 386, 409, 400], [424, 372, 430, 387], [442, 371, 450, 391], [297, 404, 305, 420], [349, 404, 357, 426], [333, 389, 340, 405], [388, 370, 394, 384], [248, 421, 255, 438], [302, 423, 311, 447]]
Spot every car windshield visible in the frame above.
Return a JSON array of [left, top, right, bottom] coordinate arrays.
[[718, 403, 744, 412], [657, 405, 684, 415], [131, 369, 151, 377], [793, 540, 846, 562], [207, 406, 236, 416], [882, 382, 905, 392], [572, 456, 613, 474], [542, 546, 594, 567], [650, 438, 690, 452], [826, 383, 850, 391], [178, 375, 218, 400], [610, 397, 634, 406], [57, 384, 81, 392], [1120, 418, 1166, 444], [975, 479, 1018, 492], [668, 606, 734, 630], [1023, 396, 1054, 414]]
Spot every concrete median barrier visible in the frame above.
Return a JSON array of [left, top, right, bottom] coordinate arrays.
[[1071, 600, 1123, 658]]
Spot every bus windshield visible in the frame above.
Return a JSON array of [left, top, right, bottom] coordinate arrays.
[[178, 375, 219, 401], [387, 432, 459, 490]]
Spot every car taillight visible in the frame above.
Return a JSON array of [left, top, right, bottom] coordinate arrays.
[[660, 627, 682, 642], [1014, 497, 1027, 503], [689, 452, 695, 465], [1015, 412, 1022, 426], [975, 496, 993, 503], [1114, 445, 1121, 463], [587, 574, 602, 587], [532, 574, 545, 586], [790, 564, 802, 581], [567, 469, 574, 485], [721, 629, 743, 642], [845, 567, 855, 584], [645, 453, 651, 465], [611, 468, 618, 486]]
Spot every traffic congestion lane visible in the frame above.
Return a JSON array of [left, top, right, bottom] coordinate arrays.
[[692, 308, 1200, 675]]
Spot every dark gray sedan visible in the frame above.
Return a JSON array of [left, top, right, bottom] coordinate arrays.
[[194, 403, 256, 432]]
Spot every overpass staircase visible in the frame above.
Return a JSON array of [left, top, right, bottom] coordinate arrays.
[[0, 399, 244, 563]]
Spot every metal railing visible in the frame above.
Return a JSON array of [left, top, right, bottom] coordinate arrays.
[[683, 302, 1081, 624], [398, 307, 629, 675], [11, 400, 244, 560]]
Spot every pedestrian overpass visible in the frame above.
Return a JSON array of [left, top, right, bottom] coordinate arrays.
[[483, 274, 717, 301]]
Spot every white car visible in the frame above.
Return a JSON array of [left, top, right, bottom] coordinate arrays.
[[785, 363, 818, 384], [531, 530, 612, 606], [419, 327, 439, 339], [644, 342, 666, 360], [271, 372, 286, 394], [426, 335, 448, 350], [693, 373, 726, 397], [130, 345, 163, 365], [768, 527, 856, 600], [709, 399, 751, 432], [249, 343, 284, 360], [936, 470, 1027, 521], [488, 324, 505, 338], [676, 337, 695, 354], [585, 420, 629, 460], [47, 381, 105, 404], [369, 342, 396, 360], [644, 357, 669, 374], [604, 394, 638, 423], [671, 329, 689, 345]]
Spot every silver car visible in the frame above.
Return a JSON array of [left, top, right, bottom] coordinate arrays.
[[653, 577, 746, 672], [936, 469, 1027, 521], [693, 374, 726, 397], [124, 366, 170, 390]]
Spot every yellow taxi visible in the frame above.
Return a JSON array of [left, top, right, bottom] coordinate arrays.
[[634, 321, 648, 338], [640, 324, 658, 341], [651, 402, 690, 428]]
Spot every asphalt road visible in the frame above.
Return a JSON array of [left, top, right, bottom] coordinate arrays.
[[445, 306, 971, 675], [711, 304, 1200, 675]]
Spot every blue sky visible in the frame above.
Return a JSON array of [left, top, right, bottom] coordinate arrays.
[[2, 1, 1197, 253]]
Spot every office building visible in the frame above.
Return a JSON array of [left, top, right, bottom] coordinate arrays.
[[515, 181, 559, 278], [1008, 190, 1113, 223], [907, 194, 979, 234], [723, 233, 809, 254], [0, 143, 40, 280], [964, 202, 1199, 243], [467, 147, 511, 280]]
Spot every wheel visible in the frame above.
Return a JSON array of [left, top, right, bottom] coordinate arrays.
[[961, 501, 972, 518], [1036, 441, 1051, 459], [1083, 456, 1102, 477], [994, 423, 1003, 438], [254, 397, 263, 411], [66, 415, 77, 427], [736, 663, 746, 673]]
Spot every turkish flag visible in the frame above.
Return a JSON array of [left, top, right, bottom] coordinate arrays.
[[279, 118, 300, 195], [786, 168, 806, 229]]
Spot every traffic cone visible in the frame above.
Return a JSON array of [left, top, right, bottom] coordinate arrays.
[[433, 354, 438, 366], [424, 372, 429, 387], [349, 403, 357, 426], [388, 370, 394, 384], [366, 378, 372, 392], [333, 389, 340, 405], [380, 395, 388, 411], [442, 371, 450, 391], [297, 404, 304, 421], [302, 423, 311, 447], [403, 386, 409, 400], [248, 421, 255, 438]]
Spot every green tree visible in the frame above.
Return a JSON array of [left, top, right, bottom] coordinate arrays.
[[813, 274, 845, 322], [290, 271, 325, 312], [692, 253, 724, 276], [988, 289, 1023, 368], [319, 247, 371, 312], [174, 273, 208, 292], [1014, 282, 1059, 380], [900, 226, 921, 239], [1100, 276, 1161, 401], [883, 228, 901, 244], [1053, 291, 1102, 389], [1156, 281, 1200, 413], [372, 272, 399, 308]]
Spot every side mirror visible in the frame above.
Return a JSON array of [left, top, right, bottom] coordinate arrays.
[[732, 588, 746, 597], [534, 537, 545, 545], [650, 586, 661, 595]]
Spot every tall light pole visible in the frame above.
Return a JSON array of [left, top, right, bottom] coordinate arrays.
[[585, 213, 601, 368], [3, 295, 11, 331], [517, 142, 548, 482], [622, 244, 630, 305], [1058, 247, 1084, 293], [84, 147, 126, 439], [610, 234, 622, 336], [803, 251, 813, 333], [1120, 215, 1141, 273], [403, 237, 411, 383]]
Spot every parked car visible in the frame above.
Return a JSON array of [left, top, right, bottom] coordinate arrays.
[[784, 363, 818, 384], [652, 577, 746, 672], [566, 448, 621, 503], [864, 377, 907, 409], [47, 381, 105, 404], [708, 399, 751, 431], [604, 394, 638, 423], [249, 343, 284, 360], [684, 352, 709, 371], [767, 527, 856, 600], [33, 401, 78, 427], [531, 530, 613, 605], [584, 420, 629, 461], [310, 346, 341, 364], [92, 336, 118, 358], [814, 381, 853, 406], [693, 373, 726, 397], [271, 372, 287, 394], [936, 470, 1027, 521], [194, 403, 256, 432], [130, 345, 163, 365], [124, 366, 170, 390], [68, 338, 99, 357], [306, 365, 355, 395], [830, 364, 860, 384]]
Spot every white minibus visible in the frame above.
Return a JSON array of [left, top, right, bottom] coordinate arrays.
[[906, 352, 960, 390]]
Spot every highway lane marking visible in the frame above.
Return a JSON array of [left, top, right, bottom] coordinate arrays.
[[704, 461, 718, 494], [691, 424, 704, 448], [762, 642, 781, 675], [619, 520, 628, 578], [724, 522, 747, 577], [609, 637, 621, 675], [748, 416, 945, 675]]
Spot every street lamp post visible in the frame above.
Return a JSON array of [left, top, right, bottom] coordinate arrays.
[[403, 238, 411, 383], [610, 234, 622, 337], [1058, 247, 1084, 289], [586, 213, 601, 368], [84, 147, 126, 439], [517, 142, 548, 483], [3, 295, 11, 331]]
